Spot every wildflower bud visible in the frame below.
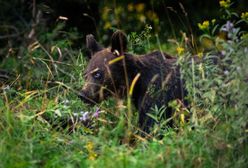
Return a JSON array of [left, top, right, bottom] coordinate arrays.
[[176, 47, 185, 55]]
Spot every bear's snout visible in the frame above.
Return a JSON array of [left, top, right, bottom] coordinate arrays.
[[78, 90, 96, 105]]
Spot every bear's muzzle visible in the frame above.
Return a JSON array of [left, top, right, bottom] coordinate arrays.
[[78, 91, 97, 105]]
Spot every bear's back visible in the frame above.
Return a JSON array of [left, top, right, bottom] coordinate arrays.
[[132, 51, 185, 130], [135, 51, 178, 84]]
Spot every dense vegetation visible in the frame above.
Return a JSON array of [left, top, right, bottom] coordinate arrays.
[[0, 1, 247, 167]]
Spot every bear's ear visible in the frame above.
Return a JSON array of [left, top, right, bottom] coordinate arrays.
[[86, 34, 103, 58], [111, 30, 127, 55]]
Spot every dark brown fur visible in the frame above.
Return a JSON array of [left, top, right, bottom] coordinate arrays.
[[79, 31, 186, 132]]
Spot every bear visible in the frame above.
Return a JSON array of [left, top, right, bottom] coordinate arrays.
[[79, 30, 187, 132]]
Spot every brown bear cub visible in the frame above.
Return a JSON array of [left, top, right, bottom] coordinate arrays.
[[79, 30, 187, 132]]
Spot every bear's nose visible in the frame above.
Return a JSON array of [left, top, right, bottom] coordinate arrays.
[[78, 91, 88, 101], [78, 91, 85, 100], [78, 91, 95, 105]]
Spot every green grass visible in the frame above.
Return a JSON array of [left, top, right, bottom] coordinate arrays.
[[1, 5, 248, 168]]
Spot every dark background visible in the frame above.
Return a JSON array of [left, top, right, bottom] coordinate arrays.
[[0, 0, 247, 58]]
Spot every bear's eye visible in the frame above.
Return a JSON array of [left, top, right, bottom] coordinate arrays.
[[93, 71, 102, 80]]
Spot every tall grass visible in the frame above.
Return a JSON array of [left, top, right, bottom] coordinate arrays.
[[0, 2, 248, 168]]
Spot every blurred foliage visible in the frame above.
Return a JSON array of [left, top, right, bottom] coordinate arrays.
[[100, 2, 159, 38], [98, 0, 247, 42]]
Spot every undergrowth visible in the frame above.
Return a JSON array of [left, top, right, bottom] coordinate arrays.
[[0, 1, 247, 168]]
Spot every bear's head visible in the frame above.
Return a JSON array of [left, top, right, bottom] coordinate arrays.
[[79, 31, 130, 104]]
